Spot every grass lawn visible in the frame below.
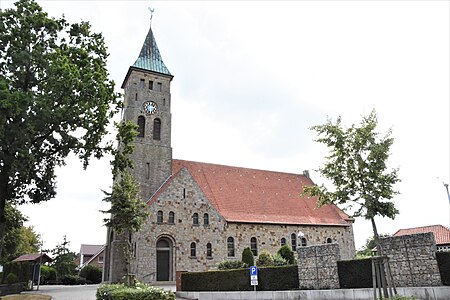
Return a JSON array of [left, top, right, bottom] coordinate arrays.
[[0, 294, 51, 300]]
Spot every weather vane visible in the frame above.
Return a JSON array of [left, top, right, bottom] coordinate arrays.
[[148, 7, 155, 26]]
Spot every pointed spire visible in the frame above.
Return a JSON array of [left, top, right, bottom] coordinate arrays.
[[133, 26, 171, 76]]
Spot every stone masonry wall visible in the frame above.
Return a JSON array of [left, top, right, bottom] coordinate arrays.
[[380, 233, 442, 287], [297, 243, 340, 289]]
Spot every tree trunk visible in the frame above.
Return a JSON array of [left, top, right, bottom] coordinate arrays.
[[370, 217, 383, 256]]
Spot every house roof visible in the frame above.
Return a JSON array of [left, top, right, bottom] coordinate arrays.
[[80, 244, 104, 256], [12, 253, 52, 263], [393, 225, 450, 245], [150, 159, 352, 226]]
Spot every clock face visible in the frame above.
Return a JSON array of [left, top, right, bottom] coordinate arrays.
[[143, 101, 158, 115]]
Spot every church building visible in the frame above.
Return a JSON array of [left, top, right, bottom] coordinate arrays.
[[103, 23, 356, 283]]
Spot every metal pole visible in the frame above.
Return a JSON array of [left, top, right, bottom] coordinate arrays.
[[36, 236, 43, 291], [444, 183, 450, 227]]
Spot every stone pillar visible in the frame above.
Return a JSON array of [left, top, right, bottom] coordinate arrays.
[[108, 237, 128, 283], [297, 243, 340, 290]]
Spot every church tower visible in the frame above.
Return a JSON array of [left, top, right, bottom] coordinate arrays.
[[103, 24, 173, 283], [120, 26, 173, 200]]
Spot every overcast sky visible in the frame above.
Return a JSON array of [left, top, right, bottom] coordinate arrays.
[[2, 1, 449, 253]]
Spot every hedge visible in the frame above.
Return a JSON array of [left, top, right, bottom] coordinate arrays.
[[96, 283, 175, 300], [338, 258, 372, 288], [436, 251, 450, 286], [181, 265, 298, 291]]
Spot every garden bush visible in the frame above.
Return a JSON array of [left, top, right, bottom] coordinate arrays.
[[40, 265, 57, 284], [241, 247, 254, 267], [272, 253, 288, 266], [217, 260, 246, 270], [61, 274, 87, 285], [337, 258, 372, 288], [256, 250, 273, 267], [436, 251, 450, 286], [96, 282, 175, 300], [79, 265, 102, 284], [277, 245, 295, 264], [5, 273, 19, 284]]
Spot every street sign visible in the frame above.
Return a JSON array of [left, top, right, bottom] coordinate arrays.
[[250, 275, 258, 280], [251, 279, 258, 286], [250, 266, 258, 287], [250, 266, 258, 276]]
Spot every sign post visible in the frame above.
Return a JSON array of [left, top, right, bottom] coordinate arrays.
[[250, 266, 258, 291]]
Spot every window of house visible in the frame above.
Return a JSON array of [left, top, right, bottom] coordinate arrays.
[[301, 237, 307, 247], [291, 233, 297, 251], [157, 211, 163, 223], [98, 255, 104, 263], [137, 116, 145, 137], [227, 237, 235, 257], [326, 238, 332, 244], [153, 118, 161, 140], [192, 213, 199, 225], [139, 79, 145, 88], [168, 211, 175, 224], [203, 213, 209, 225], [157, 82, 162, 92], [149, 80, 153, 90], [206, 243, 212, 258], [190, 242, 196, 257], [250, 237, 258, 256], [281, 238, 286, 246]]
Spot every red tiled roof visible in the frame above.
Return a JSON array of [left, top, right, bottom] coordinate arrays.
[[150, 159, 351, 226], [12, 253, 52, 263], [393, 225, 450, 245]]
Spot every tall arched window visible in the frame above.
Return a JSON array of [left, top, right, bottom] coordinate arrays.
[[227, 237, 235, 257], [190, 242, 196, 257], [157, 211, 163, 223], [250, 237, 258, 256], [281, 238, 286, 246], [192, 213, 199, 225], [137, 116, 145, 137], [168, 211, 175, 224], [153, 118, 161, 140], [301, 237, 307, 247], [291, 233, 297, 251], [206, 243, 212, 258], [203, 213, 209, 225], [326, 238, 332, 244]]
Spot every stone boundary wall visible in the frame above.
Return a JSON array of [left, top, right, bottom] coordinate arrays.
[[380, 232, 442, 287], [297, 243, 340, 290]]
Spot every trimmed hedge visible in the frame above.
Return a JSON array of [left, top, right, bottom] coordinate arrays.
[[96, 283, 175, 300], [436, 251, 450, 286], [79, 265, 102, 284], [338, 258, 372, 288], [181, 265, 298, 291]]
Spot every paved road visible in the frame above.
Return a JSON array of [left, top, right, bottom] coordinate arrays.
[[23, 283, 180, 300]]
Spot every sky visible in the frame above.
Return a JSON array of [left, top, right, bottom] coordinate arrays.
[[1, 0, 449, 254]]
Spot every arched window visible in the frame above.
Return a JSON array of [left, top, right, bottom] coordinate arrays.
[[291, 233, 297, 251], [157, 211, 163, 223], [192, 213, 199, 225], [227, 237, 235, 257], [326, 238, 332, 244], [301, 237, 307, 247], [153, 118, 161, 140], [206, 243, 212, 257], [281, 238, 286, 246], [190, 242, 196, 257], [137, 116, 145, 137], [203, 213, 209, 225], [250, 237, 258, 256], [168, 211, 175, 224]]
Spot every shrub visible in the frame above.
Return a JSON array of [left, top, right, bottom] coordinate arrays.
[[96, 282, 175, 300], [5, 272, 19, 284], [61, 274, 87, 285], [436, 251, 450, 286], [241, 247, 254, 267], [79, 265, 102, 284], [337, 258, 372, 288], [277, 245, 295, 264], [217, 260, 246, 270], [256, 250, 273, 267], [272, 253, 288, 266], [40, 265, 57, 284]]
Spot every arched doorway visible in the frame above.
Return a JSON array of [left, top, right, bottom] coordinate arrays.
[[156, 237, 173, 281]]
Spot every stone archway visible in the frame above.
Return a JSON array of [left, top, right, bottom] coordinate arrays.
[[156, 237, 173, 281]]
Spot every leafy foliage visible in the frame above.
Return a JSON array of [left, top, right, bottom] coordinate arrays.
[[96, 282, 176, 300], [5, 272, 19, 284], [272, 253, 288, 266], [356, 234, 391, 258], [277, 245, 295, 264], [50, 236, 77, 280], [40, 265, 56, 284], [79, 264, 102, 284], [0, 0, 119, 258], [61, 274, 87, 285], [217, 260, 246, 270], [241, 247, 254, 267], [256, 250, 274, 267]]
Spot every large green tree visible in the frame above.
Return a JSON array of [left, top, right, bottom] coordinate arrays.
[[50, 235, 77, 280], [302, 110, 400, 254], [0, 0, 119, 258]]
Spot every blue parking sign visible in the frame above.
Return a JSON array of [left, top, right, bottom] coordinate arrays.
[[250, 266, 258, 276]]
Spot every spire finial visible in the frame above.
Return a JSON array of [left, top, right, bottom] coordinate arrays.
[[148, 7, 155, 27]]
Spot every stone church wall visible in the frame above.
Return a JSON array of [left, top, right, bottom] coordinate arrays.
[[131, 168, 355, 282]]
